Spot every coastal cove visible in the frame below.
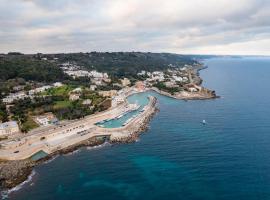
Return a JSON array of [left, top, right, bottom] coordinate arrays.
[[4, 57, 270, 200]]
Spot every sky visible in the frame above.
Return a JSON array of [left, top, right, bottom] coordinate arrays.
[[1, 0, 270, 55]]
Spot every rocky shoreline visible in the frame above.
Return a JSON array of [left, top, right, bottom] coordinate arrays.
[[110, 102, 159, 143], [0, 137, 106, 191], [150, 64, 219, 100], [150, 87, 218, 100], [0, 97, 159, 194], [0, 159, 35, 191]]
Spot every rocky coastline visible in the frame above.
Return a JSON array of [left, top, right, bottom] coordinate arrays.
[[0, 137, 106, 191], [150, 64, 219, 100], [150, 87, 218, 100], [110, 101, 159, 143], [0, 97, 159, 194], [0, 159, 35, 191]]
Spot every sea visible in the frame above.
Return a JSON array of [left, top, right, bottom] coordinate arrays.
[[5, 57, 270, 200]]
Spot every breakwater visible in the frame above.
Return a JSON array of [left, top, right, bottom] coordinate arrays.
[[109, 96, 158, 143]]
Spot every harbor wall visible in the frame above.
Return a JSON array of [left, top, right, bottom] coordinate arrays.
[[109, 96, 158, 142]]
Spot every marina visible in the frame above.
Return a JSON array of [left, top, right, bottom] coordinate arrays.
[[95, 93, 151, 128]]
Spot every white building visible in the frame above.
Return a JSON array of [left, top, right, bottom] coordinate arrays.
[[92, 79, 103, 86], [2, 92, 28, 104], [90, 85, 97, 91], [180, 67, 187, 71], [120, 78, 131, 87], [13, 85, 24, 91], [35, 113, 58, 126], [61, 66, 110, 84], [182, 77, 189, 82], [164, 81, 177, 88], [89, 70, 107, 78], [69, 94, 80, 101], [172, 75, 183, 82], [64, 70, 90, 78], [151, 71, 165, 81], [137, 71, 146, 76], [72, 87, 82, 93], [188, 87, 198, 92], [0, 121, 20, 136], [29, 85, 52, 95], [53, 82, 63, 87], [152, 71, 164, 76], [82, 99, 92, 105], [98, 90, 117, 97], [111, 96, 125, 107]]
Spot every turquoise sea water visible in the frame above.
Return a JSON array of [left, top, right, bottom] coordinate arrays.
[[7, 57, 270, 200]]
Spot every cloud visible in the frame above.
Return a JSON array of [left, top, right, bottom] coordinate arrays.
[[0, 0, 270, 55]]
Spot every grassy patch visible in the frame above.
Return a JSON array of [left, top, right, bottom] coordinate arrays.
[[21, 117, 39, 132], [53, 100, 72, 109], [82, 92, 105, 105], [43, 85, 75, 96], [92, 97, 105, 105]]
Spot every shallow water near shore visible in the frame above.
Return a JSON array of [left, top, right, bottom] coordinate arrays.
[[7, 57, 270, 200]]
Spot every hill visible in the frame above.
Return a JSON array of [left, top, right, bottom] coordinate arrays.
[[49, 52, 198, 77]]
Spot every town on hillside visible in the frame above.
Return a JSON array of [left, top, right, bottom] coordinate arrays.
[[0, 52, 216, 140]]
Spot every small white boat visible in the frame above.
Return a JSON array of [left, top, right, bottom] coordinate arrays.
[[129, 103, 140, 111], [117, 114, 124, 119], [123, 117, 133, 126], [202, 120, 207, 125]]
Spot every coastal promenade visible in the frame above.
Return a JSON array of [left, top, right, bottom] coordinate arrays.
[[0, 95, 157, 161], [0, 81, 215, 161]]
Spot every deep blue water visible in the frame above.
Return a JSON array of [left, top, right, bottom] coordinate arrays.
[[8, 57, 270, 200]]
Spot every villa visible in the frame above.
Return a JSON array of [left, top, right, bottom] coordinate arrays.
[[90, 85, 97, 91], [2, 91, 28, 104], [135, 81, 146, 92], [29, 85, 52, 95], [69, 94, 80, 101], [0, 121, 20, 137], [111, 95, 125, 107], [34, 113, 58, 126], [120, 78, 131, 87], [99, 90, 118, 97]]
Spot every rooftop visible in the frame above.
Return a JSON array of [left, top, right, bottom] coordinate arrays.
[[0, 121, 18, 129]]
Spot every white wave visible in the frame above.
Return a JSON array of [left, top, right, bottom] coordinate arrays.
[[86, 142, 111, 150], [1, 170, 36, 199], [43, 155, 59, 164], [64, 149, 81, 156]]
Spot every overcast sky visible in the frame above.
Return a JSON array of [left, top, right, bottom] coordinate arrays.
[[1, 0, 270, 55]]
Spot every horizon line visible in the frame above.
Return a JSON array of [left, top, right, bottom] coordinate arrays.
[[1, 51, 270, 57]]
